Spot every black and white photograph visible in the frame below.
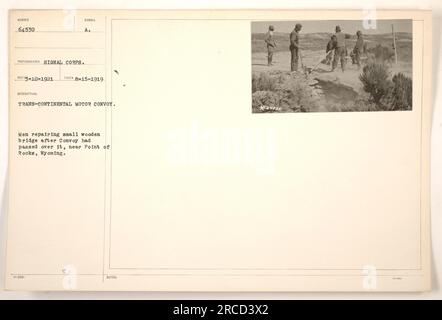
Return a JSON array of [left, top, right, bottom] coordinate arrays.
[[251, 20, 413, 113]]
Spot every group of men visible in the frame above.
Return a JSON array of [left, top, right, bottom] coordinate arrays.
[[264, 24, 365, 72]]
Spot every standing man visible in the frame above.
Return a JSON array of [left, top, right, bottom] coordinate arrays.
[[289, 23, 302, 72], [325, 35, 337, 65], [332, 25, 350, 72], [352, 30, 364, 69], [265, 25, 277, 66]]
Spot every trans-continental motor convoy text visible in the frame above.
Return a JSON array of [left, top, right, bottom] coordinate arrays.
[[17, 101, 113, 107]]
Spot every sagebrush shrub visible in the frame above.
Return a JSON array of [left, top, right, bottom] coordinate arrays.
[[275, 74, 321, 112], [391, 73, 412, 110], [366, 44, 395, 64], [252, 72, 278, 92], [251, 71, 322, 112], [359, 63, 391, 105], [252, 91, 280, 112]]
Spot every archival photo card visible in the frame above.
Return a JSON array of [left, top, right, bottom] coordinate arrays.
[[251, 19, 412, 113], [5, 10, 431, 292]]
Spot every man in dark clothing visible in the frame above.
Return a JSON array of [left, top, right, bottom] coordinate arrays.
[[264, 25, 277, 66], [352, 30, 364, 69], [332, 25, 351, 72], [325, 35, 337, 65], [289, 23, 302, 71]]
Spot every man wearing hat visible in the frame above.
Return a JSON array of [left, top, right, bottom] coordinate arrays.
[[332, 25, 350, 72], [289, 23, 302, 71], [265, 25, 277, 66], [352, 30, 365, 69], [325, 35, 337, 65]]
